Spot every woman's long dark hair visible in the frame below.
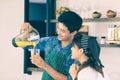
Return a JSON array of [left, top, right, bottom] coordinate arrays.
[[72, 32, 104, 77]]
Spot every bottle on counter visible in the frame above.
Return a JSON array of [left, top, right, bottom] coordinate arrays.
[[100, 36, 106, 44], [108, 25, 115, 41], [114, 25, 120, 41]]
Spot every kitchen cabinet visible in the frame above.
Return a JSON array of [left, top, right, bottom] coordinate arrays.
[[24, 0, 56, 75]]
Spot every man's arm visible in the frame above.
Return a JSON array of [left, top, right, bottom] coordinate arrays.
[[45, 62, 68, 80], [31, 54, 68, 80]]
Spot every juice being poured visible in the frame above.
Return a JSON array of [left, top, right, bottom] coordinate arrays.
[[12, 23, 40, 55], [15, 41, 37, 47]]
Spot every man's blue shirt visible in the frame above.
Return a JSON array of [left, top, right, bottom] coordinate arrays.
[[30, 36, 80, 80]]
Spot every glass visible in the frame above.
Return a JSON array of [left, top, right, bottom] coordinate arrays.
[[30, 48, 40, 56], [68, 0, 93, 18], [80, 0, 93, 19]]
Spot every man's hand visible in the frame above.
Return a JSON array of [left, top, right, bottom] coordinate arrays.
[[30, 50, 46, 70], [30, 50, 68, 80], [21, 23, 32, 32]]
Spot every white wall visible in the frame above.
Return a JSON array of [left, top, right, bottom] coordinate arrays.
[[0, 0, 42, 80]]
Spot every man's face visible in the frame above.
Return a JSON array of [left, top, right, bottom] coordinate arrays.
[[56, 22, 72, 41]]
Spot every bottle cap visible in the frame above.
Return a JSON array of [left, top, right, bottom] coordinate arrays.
[[101, 36, 106, 38]]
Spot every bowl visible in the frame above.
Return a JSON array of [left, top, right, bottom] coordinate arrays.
[[92, 13, 101, 18], [106, 12, 116, 18]]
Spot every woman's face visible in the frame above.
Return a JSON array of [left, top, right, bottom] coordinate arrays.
[[71, 44, 82, 60]]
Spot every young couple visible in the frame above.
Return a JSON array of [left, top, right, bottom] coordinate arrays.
[[21, 10, 109, 80]]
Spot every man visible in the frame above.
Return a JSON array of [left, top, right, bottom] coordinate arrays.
[[28, 11, 82, 80]]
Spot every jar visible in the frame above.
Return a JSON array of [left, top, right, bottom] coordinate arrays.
[[108, 26, 115, 41], [114, 25, 120, 41], [101, 36, 106, 44]]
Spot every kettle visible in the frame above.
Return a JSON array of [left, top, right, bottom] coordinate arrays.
[[12, 23, 40, 48]]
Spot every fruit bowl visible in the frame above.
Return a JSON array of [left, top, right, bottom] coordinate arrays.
[[92, 11, 102, 18], [106, 10, 116, 18]]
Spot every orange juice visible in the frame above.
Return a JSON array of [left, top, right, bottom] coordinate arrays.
[[15, 41, 37, 47], [15, 41, 39, 55]]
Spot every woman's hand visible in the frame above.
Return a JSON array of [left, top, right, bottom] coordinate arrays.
[[69, 64, 79, 80]]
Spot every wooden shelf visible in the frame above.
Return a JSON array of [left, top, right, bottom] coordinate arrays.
[[47, 17, 120, 23], [83, 17, 120, 22], [100, 44, 120, 47], [27, 67, 43, 72]]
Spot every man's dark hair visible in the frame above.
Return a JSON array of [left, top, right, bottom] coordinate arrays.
[[58, 11, 83, 33]]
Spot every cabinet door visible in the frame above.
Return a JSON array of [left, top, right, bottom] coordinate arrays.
[[24, 0, 56, 75]]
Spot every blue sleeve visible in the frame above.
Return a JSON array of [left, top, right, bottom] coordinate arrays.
[[67, 74, 72, 80], [66, 54, 81, 80], [36, 37, 51, 51], [66, 54, 81, 71], [23, 37, 50, 52], [73, 60, 81, 66], [65, 54, 73, 80]]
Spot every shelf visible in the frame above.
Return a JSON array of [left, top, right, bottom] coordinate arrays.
[[46, 17, 120, 23], [27, 67, 43, 72], [83, 17, 120, 22], [100, 44, 120, 47], [106, 40, 120, 44]]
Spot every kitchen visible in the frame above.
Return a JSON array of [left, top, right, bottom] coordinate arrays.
[[0, 0, 120, 80]]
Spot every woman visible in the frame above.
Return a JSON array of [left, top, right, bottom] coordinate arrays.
[[69, 32, 109, 80]]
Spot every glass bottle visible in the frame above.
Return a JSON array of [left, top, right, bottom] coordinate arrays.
[[108, 25, 115, 41], [100, 36, 106, 44]]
